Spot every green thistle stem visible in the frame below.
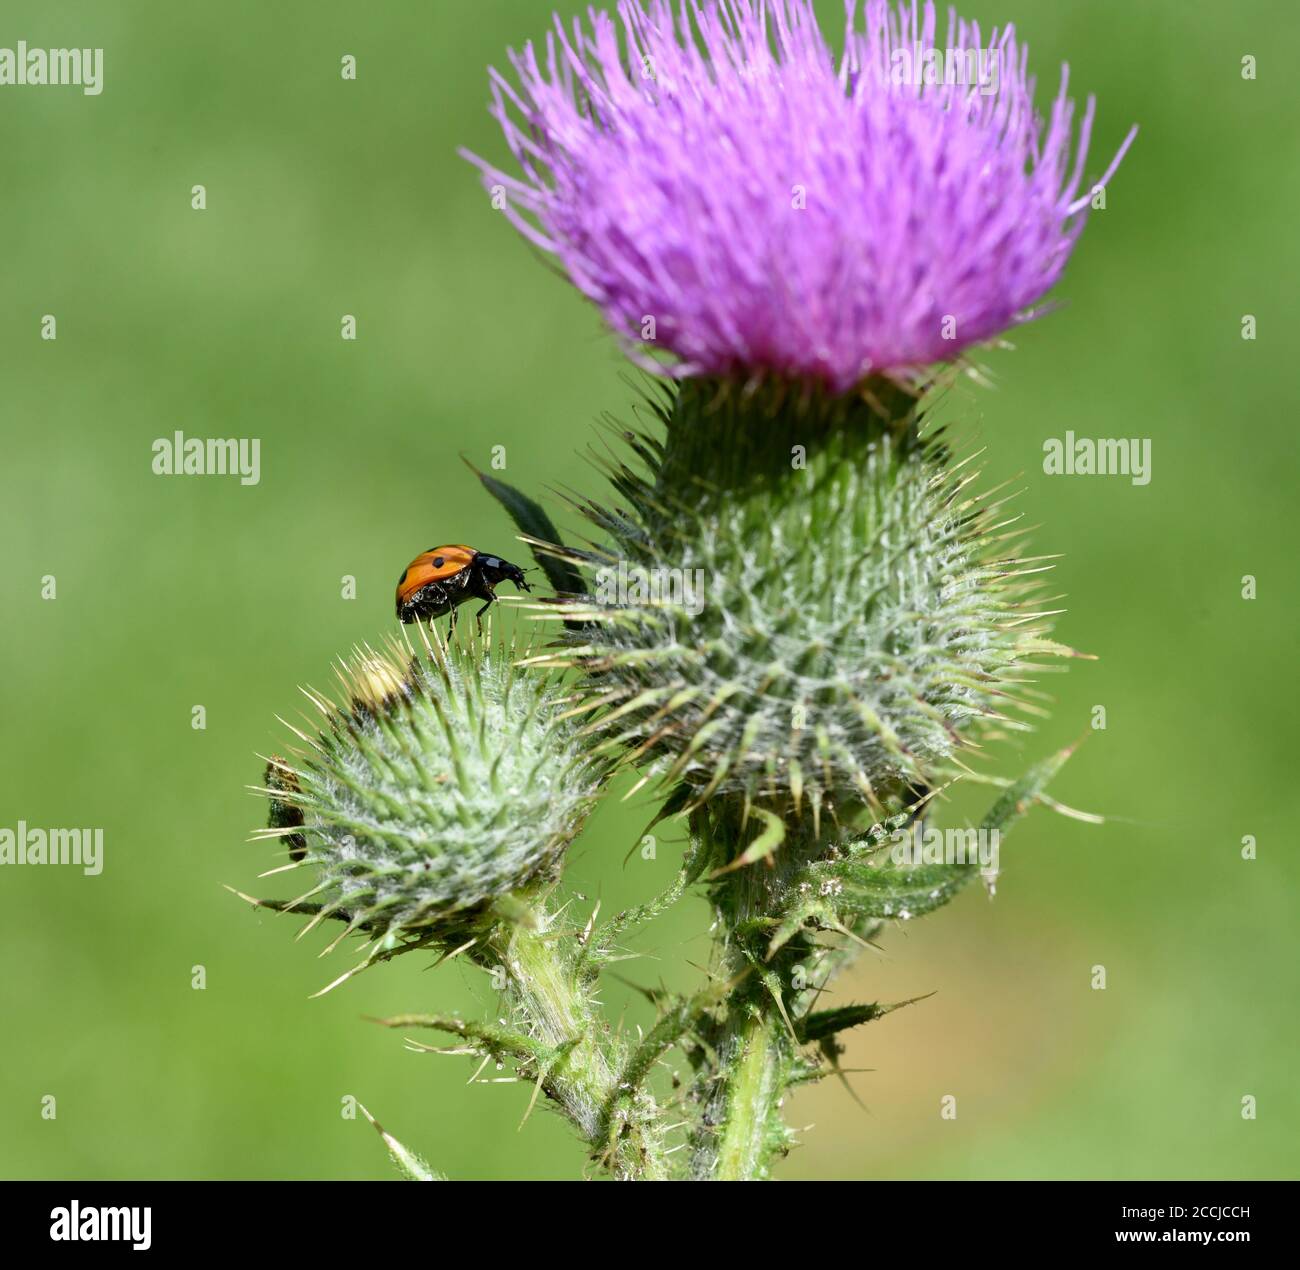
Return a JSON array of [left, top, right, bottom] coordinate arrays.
[[688, 804, 805, 1180], [712, 1010, 786, 1180], [483, 898, 672, 1180]]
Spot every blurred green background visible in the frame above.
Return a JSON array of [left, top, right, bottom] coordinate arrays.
[[1, 0, 1296, 1180]]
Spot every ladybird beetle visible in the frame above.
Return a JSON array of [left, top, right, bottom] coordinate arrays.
[[395, 544, 531, 626]]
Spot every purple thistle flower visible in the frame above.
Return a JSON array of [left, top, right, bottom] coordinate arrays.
[[466, 0, 1136, 393]]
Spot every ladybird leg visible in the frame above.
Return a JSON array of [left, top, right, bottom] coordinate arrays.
[[474, 586, 497, 627]]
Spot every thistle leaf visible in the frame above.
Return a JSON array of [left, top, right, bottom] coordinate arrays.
[[979, 741, 1080, 837], [358, 1103, 442, 1181], [796, 994, 935, 1044], [709, 808, 786, 877], [810, 854, 976, 922], [465, 460, 586, 595]]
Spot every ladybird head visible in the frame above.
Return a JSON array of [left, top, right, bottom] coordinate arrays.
[[479, 555, 531, 592]]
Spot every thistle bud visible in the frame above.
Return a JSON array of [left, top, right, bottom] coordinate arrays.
[[253, 629, 606, 955], [538, 380, 1059, 824]]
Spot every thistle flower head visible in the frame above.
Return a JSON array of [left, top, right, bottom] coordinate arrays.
[[253, 629, 606, 960], [469, 0, 1134, 392]]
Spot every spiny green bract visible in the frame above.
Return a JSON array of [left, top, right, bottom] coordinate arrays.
[[254, 626, 606, 951], [531, 379, 1058, 824]]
